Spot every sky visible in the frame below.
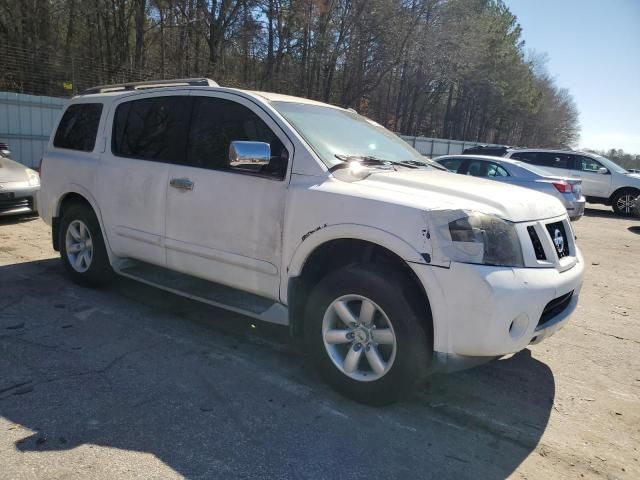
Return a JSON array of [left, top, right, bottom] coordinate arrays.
[[505, 0, 640, 153]]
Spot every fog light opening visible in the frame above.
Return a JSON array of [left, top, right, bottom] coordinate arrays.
[[509, 314, 529, 340]]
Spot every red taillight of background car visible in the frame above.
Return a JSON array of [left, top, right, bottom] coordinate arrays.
[[552, 181, 570, 193]]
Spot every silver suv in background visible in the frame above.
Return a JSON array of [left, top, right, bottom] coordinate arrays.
[[435, 155, 585, 220], [503, 149, 640, 216]]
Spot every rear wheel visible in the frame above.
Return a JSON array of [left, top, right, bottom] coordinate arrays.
[[59, 204, 113, 286], [611, 190, 639, 216], [305, 264, 432, 405]]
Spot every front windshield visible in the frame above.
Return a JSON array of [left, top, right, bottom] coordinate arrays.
[[272, 101, 431, 168], [592, 154, 629, 174]]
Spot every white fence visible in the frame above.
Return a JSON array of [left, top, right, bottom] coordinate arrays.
[[0, 90, 499, 168], [0, 91, 66, 168], [399, 135, 501, 158]]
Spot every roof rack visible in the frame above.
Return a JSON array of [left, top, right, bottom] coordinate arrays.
[[81, 78, 219, 95]]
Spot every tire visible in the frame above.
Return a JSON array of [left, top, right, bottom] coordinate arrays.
[[59, 203, 113, 287], [611, 190, 639, 217], [304, 264, 432, 406]]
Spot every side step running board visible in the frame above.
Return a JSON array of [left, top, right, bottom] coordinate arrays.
[[113, 260, 288, 326]]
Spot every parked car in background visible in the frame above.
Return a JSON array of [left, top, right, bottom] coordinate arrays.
[[502, 149, 640, 217], [38, 78, 584, 405], [435, 155, 585, 221], [0, 142, 39, 216], [462, 145, 511, 157]]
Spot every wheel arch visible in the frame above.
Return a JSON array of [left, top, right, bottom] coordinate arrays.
[[53, 186, 113, 261], [609, 187, 640, 212], [286, 234, 433, 347], [609, 186, 640, 202]]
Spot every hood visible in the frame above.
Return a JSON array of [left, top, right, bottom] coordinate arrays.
[[0, 156, 32, 183], [350, 168, 566, 222]]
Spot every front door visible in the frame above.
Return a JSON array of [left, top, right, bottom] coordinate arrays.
[[164, 92, 292, 300], [569, 154, 612, 198], [98, 93, 191, 266]]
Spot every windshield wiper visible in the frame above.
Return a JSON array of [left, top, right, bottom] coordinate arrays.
[[331, 154, 422, 171], [401, 159, 448, 171]]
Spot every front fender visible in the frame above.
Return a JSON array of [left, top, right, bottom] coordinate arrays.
[[282, 223, 428, 303]]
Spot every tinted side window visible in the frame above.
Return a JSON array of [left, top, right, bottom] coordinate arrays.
[[187, 97, 287, 178], [54, 103, 103, 151], [487, 163, 509, 177], [112, 96, 190, 161], [511, 152, 570, 168], [439, 158, 465, 173], [466, 160, 486, 177]]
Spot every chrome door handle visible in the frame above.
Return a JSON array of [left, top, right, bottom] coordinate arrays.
[[169, 178, 194, 190]]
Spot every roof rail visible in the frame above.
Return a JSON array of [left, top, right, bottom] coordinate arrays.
[[80, 78, 219, 95]]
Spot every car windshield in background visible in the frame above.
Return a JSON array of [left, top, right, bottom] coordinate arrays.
[[272, 101, 432, 169], [592, 154, 628, 174]]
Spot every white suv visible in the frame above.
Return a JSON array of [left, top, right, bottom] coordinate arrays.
[[38, 79, 584, 404], [504, 149, 640, 216]]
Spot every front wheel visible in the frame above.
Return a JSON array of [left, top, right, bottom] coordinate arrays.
[[305, 264, 432, 405], [611, 190, 639, 216]]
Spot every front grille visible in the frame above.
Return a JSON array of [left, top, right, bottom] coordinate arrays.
[[527, 226, 546, 260], [538, 291, 573, 328], [545, 221, 570, 259], [0, 196, 32, 212]]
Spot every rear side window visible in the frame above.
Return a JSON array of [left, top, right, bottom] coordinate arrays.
[[112, 96, 191, 162], [487, 163, 509, 177], [511, 152, 571, 168], [54, 103, 103, 151]]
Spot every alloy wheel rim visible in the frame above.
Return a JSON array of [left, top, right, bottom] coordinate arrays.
[[322, 294, 397, 382], [65, 220, 93, 273], [617, 194, 634, 214]]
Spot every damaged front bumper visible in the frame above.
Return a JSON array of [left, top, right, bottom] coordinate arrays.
[[410, 247, 584, 372]]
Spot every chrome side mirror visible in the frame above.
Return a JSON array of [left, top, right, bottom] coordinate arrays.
[[597, 167, 609, 175], [229, 141, 271, 167]]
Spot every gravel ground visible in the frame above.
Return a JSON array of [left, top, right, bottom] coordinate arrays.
[[0, 206, 638, 479]]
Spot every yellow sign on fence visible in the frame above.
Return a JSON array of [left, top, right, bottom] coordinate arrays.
[[63, 81, 73, 91]]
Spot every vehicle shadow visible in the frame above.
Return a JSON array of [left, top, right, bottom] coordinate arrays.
[[583, 206, 637, 221], [0, 213, 39, 226], [628, 226, 640, 235], [0, 258, 553, 479]]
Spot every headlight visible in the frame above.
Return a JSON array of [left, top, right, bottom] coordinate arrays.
[[27, 170, 40, 187], [445, 212, 524, 267]]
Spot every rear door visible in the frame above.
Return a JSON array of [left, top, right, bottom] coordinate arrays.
[[98, 93, 191, 266], [568, 154, 611, 198], [164, 92, 292, 300]]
